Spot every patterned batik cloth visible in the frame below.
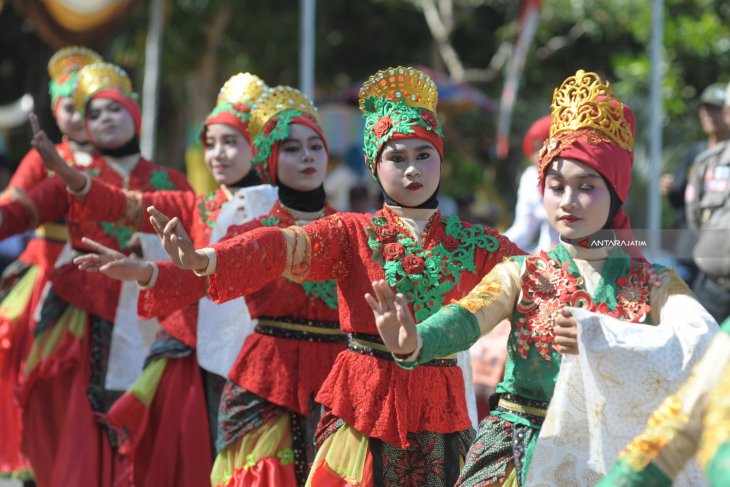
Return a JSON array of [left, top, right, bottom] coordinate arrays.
[[309, 407, 475, 487], [524, 306, 713, 486], [212, 380, 321, 487]]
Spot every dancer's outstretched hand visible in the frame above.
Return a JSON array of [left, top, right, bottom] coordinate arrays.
[[148, 206, 207, 271], [364, 279, 419, 357], [554, 307, 579, 355], [73, 237, 154, 283], [30, 113, 86, 192]]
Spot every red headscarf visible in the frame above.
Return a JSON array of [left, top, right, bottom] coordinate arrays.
[[254, 115, 329, 185], [202, 104, 253, 146], [539, 100, 642, 258], [522, 115, 551, 159], [85, 88, 142, 136]]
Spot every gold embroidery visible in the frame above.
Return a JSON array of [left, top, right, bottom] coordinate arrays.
[[281, 226, 311, 282], [618, 394, 688, 471], [455, 272, 502, 314], [698, 360, 730, 469], [35, 223, 70, 241], [497, 397, 547, 418]]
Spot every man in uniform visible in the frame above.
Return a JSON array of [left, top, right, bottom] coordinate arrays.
[[686, 81, 730, 322]]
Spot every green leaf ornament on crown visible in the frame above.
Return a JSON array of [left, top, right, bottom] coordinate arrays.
[[367, 214, 499, 322], [206, 102, 252, 125], [362, 96, 443, 176], [251, 108, 304, 182]]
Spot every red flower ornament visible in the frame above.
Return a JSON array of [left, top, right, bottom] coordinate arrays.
[[402, 254, 426, 275], [263, 118, 278, 135], [442, 236, 460, 251], [233, 102, 250, 114], [383, 242, 406, 261], [421, 110, 438, 130], [376, 223, 399, 244], [373, 116, 393, 138]]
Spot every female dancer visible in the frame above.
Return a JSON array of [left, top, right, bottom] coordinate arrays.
[[151, 66, 522, 486], [0, 46, 101, 482], [0, 62, 191, 487], [46, 73, 277, 487], [366, 70, 717, 486], [206, 85, 347, 487]]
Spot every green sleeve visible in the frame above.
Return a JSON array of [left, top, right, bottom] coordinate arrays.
[[598, 459, 672, 487], [707, 440, 730, 487], [398, 304, 481, 370]]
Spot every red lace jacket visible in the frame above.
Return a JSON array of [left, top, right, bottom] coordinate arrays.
[[0, 155, 191, 321], [204, 207, 523, 448]]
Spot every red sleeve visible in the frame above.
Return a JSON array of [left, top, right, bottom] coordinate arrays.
[[207, 226, 287, 303], [68, 177, 198, 233], [0, 175, 69, 239], [208, 213, 354, 303], [300, 213, 354, 281], [138, 261, 208, 319], [7, 149, 48, 193]]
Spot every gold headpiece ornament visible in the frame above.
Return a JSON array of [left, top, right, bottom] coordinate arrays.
[[547, 69, 633, 151], [72, 62, 134, 114], [216, 73, 267, 107], [48, 46, 102, 81], [248, 85, 319, 140], [358, 66, 438, 115]]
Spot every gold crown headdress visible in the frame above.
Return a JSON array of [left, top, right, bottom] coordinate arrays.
[[248, 85, 319, 140], [249, 86, 322, 183], [548, 70, 633, 149], [48, 46, 102, 81], [358, 66, 438, 115], [48, 46, 102, 107], [358, 66, 443, 175], [216, 73, 267, 108], [539, 70, 634, 170], [72, 62, 135, 114]]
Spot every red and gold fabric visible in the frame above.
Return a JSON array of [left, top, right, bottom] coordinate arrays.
[[211, 202, 345, 487], [75, 177, 275, 487], [0, 154, 190, 487], [203, 206, 522, 484], [0, 139, 77, 480]]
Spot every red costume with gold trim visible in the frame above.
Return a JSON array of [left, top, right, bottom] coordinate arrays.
[[209, 209, 518, 447], [201, 67, 524, 486], [211, 201, 346, 486], [0, 62, 192, 487], [0, 45, 102, 481], [70, 73, 277, 487]]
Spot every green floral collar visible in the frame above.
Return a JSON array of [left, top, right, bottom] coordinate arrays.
[[367, 207, 499, 322]]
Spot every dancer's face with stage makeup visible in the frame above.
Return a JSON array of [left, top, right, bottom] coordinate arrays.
[[377, 138, 440, 207], [543, 158, 612, 240], [85, 98, 136, 149], [204, 123, 253, 185], [54, 97, 88, 144], [276, 123, 328, 190]]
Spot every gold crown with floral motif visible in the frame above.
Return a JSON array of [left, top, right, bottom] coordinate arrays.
[[358, 66, 438, 115], [547, 69, 633, 150], [72, 62, 135, 114], [48, 46, 102, 81], [216, 73, 268, 107], [248, 85, 319, 140]]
